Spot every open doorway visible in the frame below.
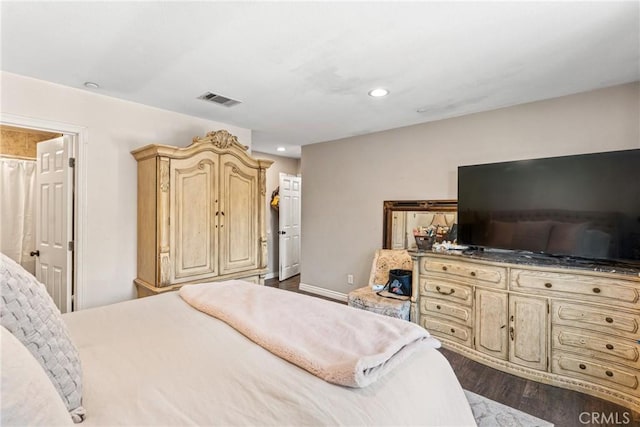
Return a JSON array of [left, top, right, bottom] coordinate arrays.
[[0, 123, 79, 313]]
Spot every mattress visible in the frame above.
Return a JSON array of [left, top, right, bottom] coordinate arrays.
[[63, 291, 476, 426]]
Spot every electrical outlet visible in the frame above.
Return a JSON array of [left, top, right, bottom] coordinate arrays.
[[347, 274, 354, 285]]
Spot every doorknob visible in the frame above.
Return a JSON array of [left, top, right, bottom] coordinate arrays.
[[279, 231, 287, 235], [30, 250, 40, 257]]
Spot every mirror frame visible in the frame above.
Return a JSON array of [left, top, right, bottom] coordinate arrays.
[[382, 200, 458, 249]]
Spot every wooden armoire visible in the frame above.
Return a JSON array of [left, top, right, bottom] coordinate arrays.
[[131, 130, 273, 297]]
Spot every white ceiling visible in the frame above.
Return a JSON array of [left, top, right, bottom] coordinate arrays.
[[1, 2, 638, 157]]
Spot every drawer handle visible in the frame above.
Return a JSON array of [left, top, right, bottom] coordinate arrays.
[[470, 271, 476, 277], [442, 266, 448, 271], [450, 328, 455, 333], [579, 364, 586, 370], [544, 282, 553, 288], [436, 286, 455, 295], [605, 317, 614, 324], [592, 287, 601, 294], [606, 343, 614, 350], [436, 305, 441, 310], [605, 371, 614, 377]]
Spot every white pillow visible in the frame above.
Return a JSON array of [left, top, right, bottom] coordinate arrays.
[[1, 325, 74, 426], [0, 253, 85, 422]]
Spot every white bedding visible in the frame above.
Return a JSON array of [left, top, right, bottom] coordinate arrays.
[[63, 291, 476, 426]]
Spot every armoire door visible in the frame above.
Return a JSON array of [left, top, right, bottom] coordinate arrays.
[[219, 153, 259, 274], [169, 152, 219, 283]]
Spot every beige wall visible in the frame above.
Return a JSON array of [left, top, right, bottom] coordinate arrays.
[[0, 71, 252, 309], [300, 82, 640, 296], [253, 151, 301, 279]]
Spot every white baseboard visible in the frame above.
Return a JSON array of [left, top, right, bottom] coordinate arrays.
[[264, 272, 277, 280], [299, 283, 348, 302]]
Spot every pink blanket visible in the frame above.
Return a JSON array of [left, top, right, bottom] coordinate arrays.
[[179, 280, 440, 388]]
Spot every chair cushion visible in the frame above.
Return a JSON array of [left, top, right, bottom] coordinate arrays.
[[347, 287, 411, 320]]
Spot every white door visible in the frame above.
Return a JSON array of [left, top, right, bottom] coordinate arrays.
[[35, 136, 73, 313], [278, 173, 301, 280], [391, 211, 407, 249]]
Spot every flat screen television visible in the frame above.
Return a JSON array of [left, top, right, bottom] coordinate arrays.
[[457, 149, 640, 266]]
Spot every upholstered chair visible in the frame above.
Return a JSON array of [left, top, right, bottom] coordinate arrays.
[[347, 249, 414, 320]]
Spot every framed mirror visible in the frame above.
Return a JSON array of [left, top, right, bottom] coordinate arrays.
[[383, 200, 458, 250]]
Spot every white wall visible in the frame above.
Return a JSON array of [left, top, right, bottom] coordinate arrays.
[[252, 152, 301, 279], [0, 71, 252, 309], [301, 82, 640, 297]]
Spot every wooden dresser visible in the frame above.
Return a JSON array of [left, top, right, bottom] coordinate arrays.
[[131, 130, 273, 297], [410, 251, 640, 412]]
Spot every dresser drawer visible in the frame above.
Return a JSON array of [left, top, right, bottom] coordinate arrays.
[[552, 301, 639, 340], [421, 316, 472, 347], [423, 258, 506, 289], [421, 298, 473, 326], [420, 278, 473, 306], [552, 326, 640, 368], [511, 269, 639, 308], [552, 353, 640, 397]]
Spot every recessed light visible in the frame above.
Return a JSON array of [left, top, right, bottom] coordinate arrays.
[[276, 147, 286, 152], [84, 81, 100, 89], [368, 88, 389, 97]]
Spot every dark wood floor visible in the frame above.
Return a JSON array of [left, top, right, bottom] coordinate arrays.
[[265, 274, 640, 427]]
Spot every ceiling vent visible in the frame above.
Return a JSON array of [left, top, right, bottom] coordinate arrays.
[[197, 92, 242, 107]]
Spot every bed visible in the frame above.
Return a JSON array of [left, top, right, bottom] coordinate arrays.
[[1, 254, 476, 426]]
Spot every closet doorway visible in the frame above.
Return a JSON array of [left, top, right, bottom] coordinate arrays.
[[0, 120, 83, 313]]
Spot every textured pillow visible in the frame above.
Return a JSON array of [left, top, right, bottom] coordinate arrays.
[[577, 229, 612, 259], [0, 253, 85, 422], [486, 221, 515, 249], [512, 220, 553, 253], [547, 222, 589, 255], [1, 326, 74, 426], [368, 249, 413, 286]]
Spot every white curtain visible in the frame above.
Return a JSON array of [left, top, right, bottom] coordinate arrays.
[[0, 158, 37, 274]]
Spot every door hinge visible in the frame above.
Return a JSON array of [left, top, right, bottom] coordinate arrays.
[[69, 157, 76, 168], [68, 241, 74, 251]]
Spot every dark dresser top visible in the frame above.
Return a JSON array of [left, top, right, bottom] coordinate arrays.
[[411, 248, 640, 278]]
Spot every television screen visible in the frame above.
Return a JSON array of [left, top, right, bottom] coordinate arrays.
[[457, 149, 640, 265]]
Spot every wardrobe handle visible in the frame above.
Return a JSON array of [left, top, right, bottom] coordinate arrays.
[[592, 287, 601, 294], [606, 344, 614, 350], [470, 271, 476, 277], [605, 371, 614, 377], [579, 364, 586, 370], [442, 266, 448, 271], [30, 250, 40, 257], [544, 282, 552, 288], [605, 317, 614, 324]]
